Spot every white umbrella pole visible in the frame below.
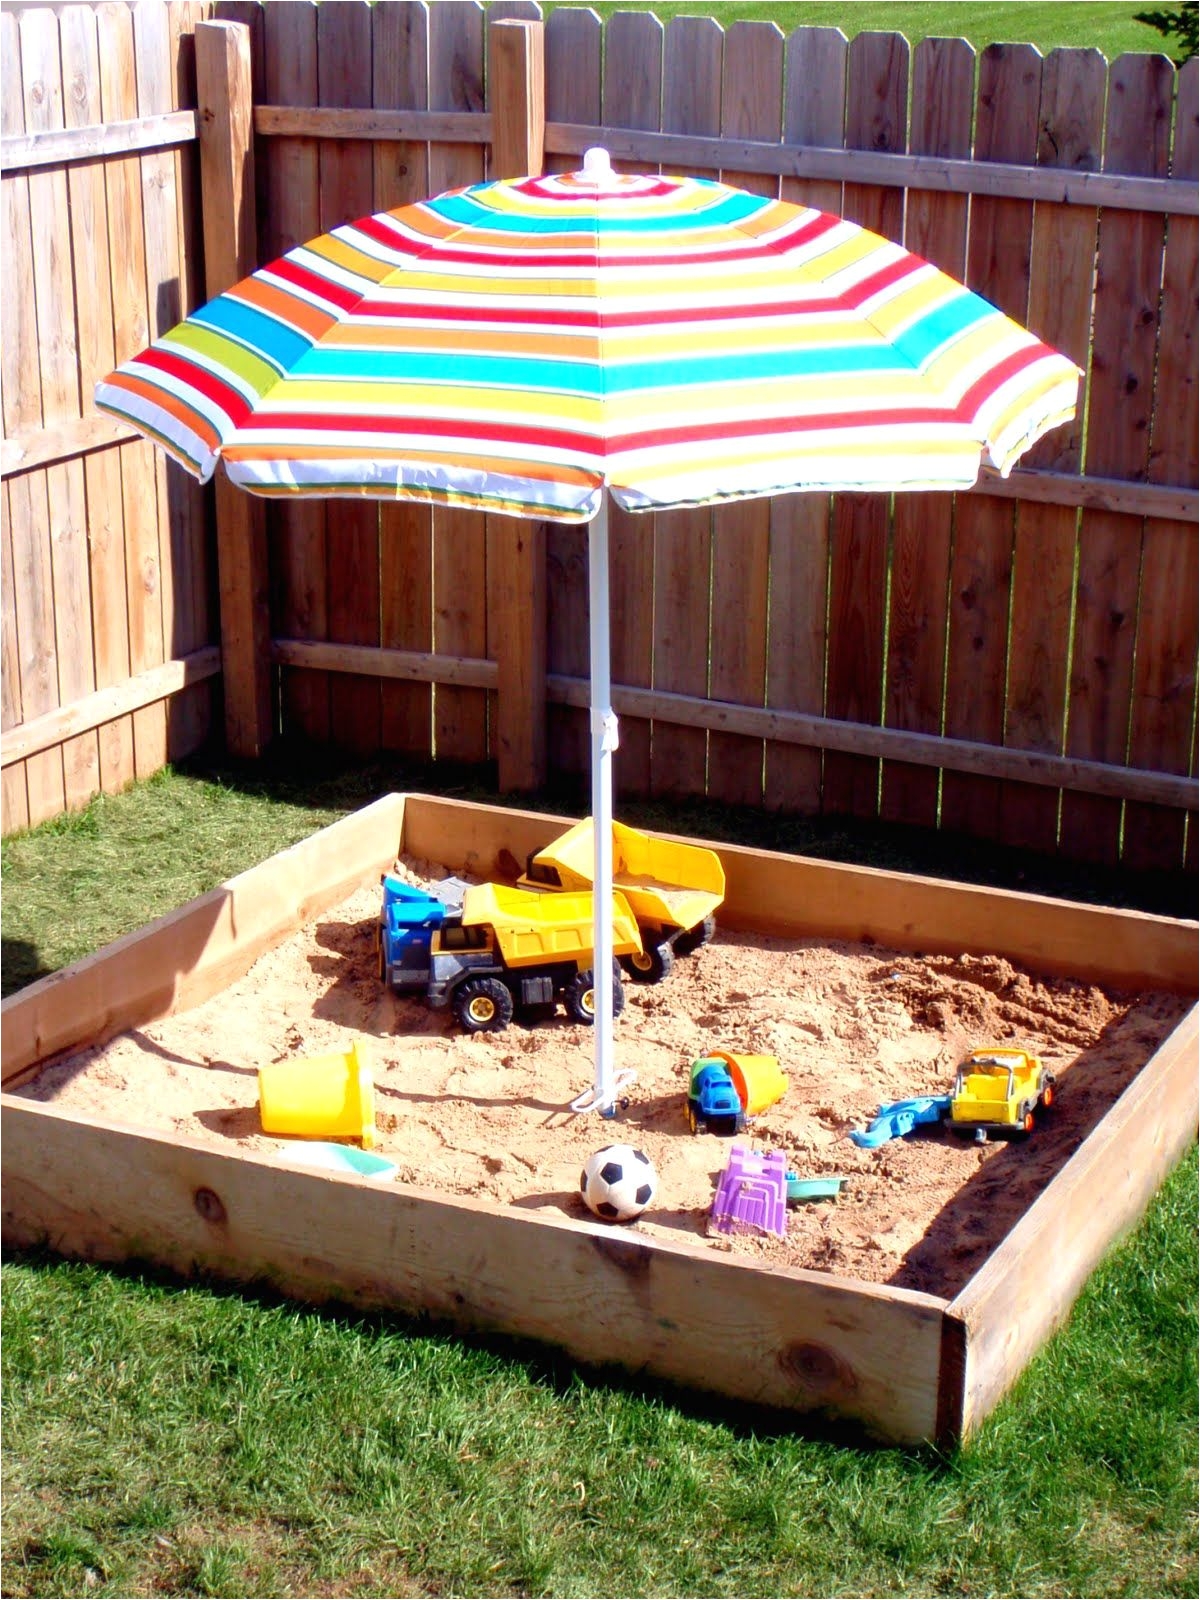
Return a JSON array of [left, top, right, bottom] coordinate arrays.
[[588, 489, 618, 1115]]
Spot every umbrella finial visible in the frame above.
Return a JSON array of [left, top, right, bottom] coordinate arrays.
[[581, 146, 616, 187]]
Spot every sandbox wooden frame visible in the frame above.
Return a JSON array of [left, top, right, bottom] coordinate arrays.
[[3, 793, 1196, 1445]]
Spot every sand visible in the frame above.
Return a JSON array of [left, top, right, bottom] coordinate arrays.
[[17, 858, 1188, 1298]]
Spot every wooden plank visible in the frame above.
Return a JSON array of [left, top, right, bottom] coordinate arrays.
[[261, 0, 329, 746], [97, 1, 167, 784], [823, 32, 908, 821], [133, 0, 192, 768], [545, 675, 1197, 809], [19, 6, 98, 814], [941, 44, 1042, 844], [704, 22, 781, 811], [315, 0, 381, 758], [1123, 59, 1199, 871], [541, 121, 1198, 215], [485, 17, 546, 794], [392, 794, 1199, 994], [949, 1005, 1199, 1438], [254, 104, 492, 147], [373, 0, 434, 763], [1, 486, 30, 833], [1, 412, 141, 476], [428, 0, 489, 766], [1000, 49, 1107, 855], [880, 37, 973, 831], [0, 1097, 949, 1444], [0, 791, 409, 1083], [1, 648, 222, 767], [271, 639, 496, 690], [648, 14, 722, 804], [195, 17, 272, 760], [764, 25, 845, 814], [972, 467, 1196, 521], [0, 107, 196, 169], [545, 2, 600, 186], [1062, 54, 1175, 867], [487, 15, 543, 179], [6, 10, 64, 826]]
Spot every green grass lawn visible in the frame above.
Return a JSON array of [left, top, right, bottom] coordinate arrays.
[[2, 750, 1197, 1597], [547, 2, 1182, 60]]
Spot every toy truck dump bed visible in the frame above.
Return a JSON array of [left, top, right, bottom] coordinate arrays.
[[459, 882, 642, 967], [519, 818, 725, 982]]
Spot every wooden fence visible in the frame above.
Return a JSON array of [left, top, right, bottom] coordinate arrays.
[[2, 2, 1197, 876]]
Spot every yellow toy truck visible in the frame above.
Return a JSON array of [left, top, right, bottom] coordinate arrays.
[[519, 817, 725, 983], [379, 873, 642, 1034], [948, 1047, 1056, 1141]]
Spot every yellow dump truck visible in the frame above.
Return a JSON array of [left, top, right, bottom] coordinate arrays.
[[380, 873, 643, 1034], [519, 818, 726, 983], [948, 1047, 1056, 1141]]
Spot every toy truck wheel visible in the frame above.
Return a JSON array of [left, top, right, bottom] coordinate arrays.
[[565, 968, 626, 1025], [624, 938, 674, 984], [1016, 1102, 1036, 1137], [674, 913, 717, 955], [453, 977, 514, 1034]]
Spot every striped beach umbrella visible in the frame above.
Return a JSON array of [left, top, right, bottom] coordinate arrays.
[[97, 148, 1080, 1115]]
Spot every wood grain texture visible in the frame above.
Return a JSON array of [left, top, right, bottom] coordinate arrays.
[[650, 15, 723, 802], [1, 1096, 949, 1444], [1061, 53, 1175, 866], [823, 32, 908, 820], [765, 26, 846, 815], [1122, 59, 1198, 870], [950, 1005, 1198, 1437], [374, 1, 435, 762], [428, 0, 489, 765], [318, 0, 381, 757], [881, 37, 973, 830], [942, 45, 1042, 844], [263, 0, 330, 746]]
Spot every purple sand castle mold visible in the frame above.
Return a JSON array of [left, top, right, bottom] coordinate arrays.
[[710, 1144, 789, 1238]]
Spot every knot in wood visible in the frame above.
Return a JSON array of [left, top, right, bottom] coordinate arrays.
[[778, 1339, 858, 1399], [193, 1186, 227, 1225]]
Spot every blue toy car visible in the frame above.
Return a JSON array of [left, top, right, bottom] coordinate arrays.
[[687, 1058, 746, 1135]]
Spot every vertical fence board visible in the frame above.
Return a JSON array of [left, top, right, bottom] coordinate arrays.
[[96, 0, 166, 783], [941, 44, 1042, 842], [317, 0, 381, 756], [428, 0, 489, 764], [1, 486, 30, 832], [374, 1, 435, 763], [1062, 53, 1174, 866], [263, 0, 330, 746], [61, 3, 135, 797], [11, 8, 65, 824], [764, 26, 845, 814], [596, 8, 654, 800], [999, 48, 1107, 854], [1123, 58, 1198, 869], [706, 22, 782, 809], [823, 31, 908, 820], [881, 36, 974, 830], [22, 7, 98, 813], [649, 13, 723, 802]]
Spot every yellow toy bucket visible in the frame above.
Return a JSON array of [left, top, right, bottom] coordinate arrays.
[[709, 1050, 788, 1116], [258, 1040, 376, 1148]]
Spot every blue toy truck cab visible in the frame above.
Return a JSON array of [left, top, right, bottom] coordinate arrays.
[[687, 1059, 746, 1135], [378, 874, 461, 989]]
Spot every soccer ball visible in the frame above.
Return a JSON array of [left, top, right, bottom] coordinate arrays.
[[580, 1144, 657, 1223]]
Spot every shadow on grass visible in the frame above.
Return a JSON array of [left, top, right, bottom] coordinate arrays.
[[3, 1241, 917, 1459], [177, 736, 1198, 920], [1, 937, 55, 996]]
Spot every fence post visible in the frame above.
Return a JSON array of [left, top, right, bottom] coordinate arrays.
[[195, 19, 272, 759], [486, 18, 547, 792]]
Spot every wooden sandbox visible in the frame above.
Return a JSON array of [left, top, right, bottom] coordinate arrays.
[[3, 793, 1196, 1446]]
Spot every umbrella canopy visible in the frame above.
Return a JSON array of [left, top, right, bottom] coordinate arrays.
[[97, 148, 1079, 1115]]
